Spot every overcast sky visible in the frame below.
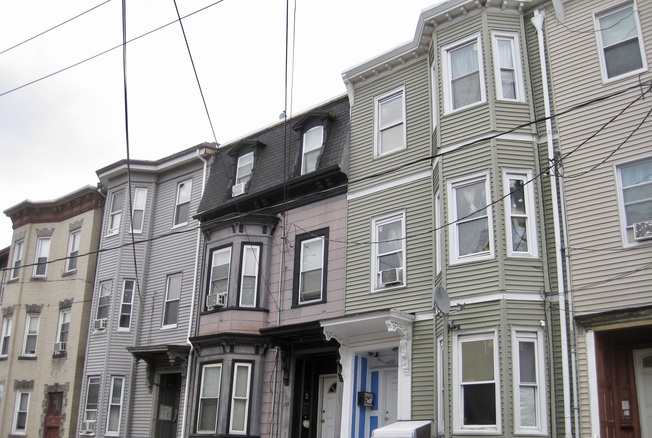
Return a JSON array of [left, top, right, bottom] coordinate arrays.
[[0, 0, 440, 248]]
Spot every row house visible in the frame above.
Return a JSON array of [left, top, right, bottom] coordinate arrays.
[[189, 95, 349, 438], [338, 0, 568, 437], [542, 1, 652, 437], [0, 186, 104, 438], [76, 143, 217, 437]]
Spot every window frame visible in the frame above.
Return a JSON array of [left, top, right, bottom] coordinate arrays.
[[442, 33, 486, 113], [512, 328, 548, 435], [301, 125, 324, 174], [436, 335, 445, 435], [10, 240, 23, 280], [83, 376, 101, 423], [374, 86, 407, 158], [1, 315, 11, 357], [207, 246, 232, 309], [33, 236, 51, 278], [107, 191, 124, 236], [13, 390, 30, 434], [56, 309, 71, 345], [453, 330, 501, 433], [118, 279, 135, 330], [130, 187, 148, 233], [448, 172, 494, 265], [173, 179, 193, 227], [435, 191, 443, 275], [491, 30, 525, 102], [238, 244, 260, 308], [293, 228, 329, 306], [371, 210, 407, 292], [503, 169, 538, 258], [162, 273, 182, 328], [105, 376, 125, 435], [236, 152, 254, 186], [22, 313, 40, 357], [594, 1, 648, 83], [197, 362, 222, 434], [229, 362, 253, 435], [96, 280, 112, 322], [615, 156, 652, 247], [66, 230, 81, 273]]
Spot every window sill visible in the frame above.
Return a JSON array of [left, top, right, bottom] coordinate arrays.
[[0, 356, 7, 361], [202, 306, 269, 315], [52, 351, 67, 359], [31, 276, 47, 281], [444, 99, 486, 116], [371, 282, 406, 293], [160, 324, 178, 331], [62, 270, 77, 277], [171, 222, 189, 229], [18, 355, 37, 360], [602, 66, 648, 85], [450, 253, 494, 266]]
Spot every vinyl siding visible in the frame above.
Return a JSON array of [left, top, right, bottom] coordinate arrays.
[[411, 319, 435, 420]]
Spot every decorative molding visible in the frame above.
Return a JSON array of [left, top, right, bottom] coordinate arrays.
[[323, 329, 346, 345], [281, 350, 290, 386], [25, 304, 44, 314], [3, 305, 15, 316], [36, 228, 55, 237], [69, 219, 84, 231], [386, 319, 412, 376], [14, 379, 34, 390], [167, 351, 189, 378], [59, 299, 74, 310], [13, 230, 26, 241]]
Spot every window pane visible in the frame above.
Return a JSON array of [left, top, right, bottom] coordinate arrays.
[[621, 161, 652, 186], [379, 253, 402, 271], [235, 366, 248, 397], [378, 221, 402, 253], [456, 181, 486, 219], [519, 387, 537, 427], [600, 6, 637, 47], [301, 270, 322, 300], [380, 95, 403, 127], [462, 339, 494, 382], [304, 127, 323, 152], [458, 218, 490, 256], [511, 217, 529, 252], [175, 203, 189, 225], [243, 247, 258, 274], [199, 399, 218, 431], [241, 277, 256, 306], [167, 275, 182, 300], [452, 72, 481, 109], [108, 407, 120, 431], [232, 400, 247, 431], [132, 210, 144, 231], [380, 125, 404, 154], [519, 341, 536, 383], [203, 366, 221, 397], [111, 192, 124, 214], [605, 39, 644, 78], [497, 38, 514, 68], [451, 42, 479, 78], [463, 383, 496, 425]]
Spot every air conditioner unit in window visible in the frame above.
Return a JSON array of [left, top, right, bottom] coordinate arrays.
[[380, 268, 403, 286], [232, 182, 246, 197], [633, 220, 652, 241], [80, 420, 96, 434], [53, 341, 67, 353], [207, 292, 227, 310], [94, 318, 107, 331]]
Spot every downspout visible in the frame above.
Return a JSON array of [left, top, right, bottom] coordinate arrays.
[[180, 148, 209, 438], [531, 10, 573, 436]]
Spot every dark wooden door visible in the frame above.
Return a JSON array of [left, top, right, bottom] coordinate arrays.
[[155, 373, 182, 438], [44, 392, 63, 438]]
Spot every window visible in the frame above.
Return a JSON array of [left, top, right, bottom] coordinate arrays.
[[449, 173, 493, 264], [66, 230, 81, 272], [197, 363, 222, 433], [513, 329, 547, 434], [174, 180, 192, 226], [437, 336, 445, 435], [443, 34, 485, 112], [106, 377, 125, 435], [22, 314, 39, 356], [595, 2, 647, 81], [56, 310, 71, 345], [208, 247, 231, 307], [435, 191, 442, 275], [10, 240, 23, 280], [13, 390, 30, 433], [130, 188, 147, 233], [229, 362, 252, 434], [492, 31, 524, 101], [33, 237, 51, 277], [616, 158, 652, 246], [454, 331, 500, 432], [236, 152, 254, 186], [239, 245, 260, 308], [96, 280, 112, 321], [163, 273, 182, 327], [83, 376, 101, 423], [504, 170, 538, 258], [294, 230, 328, 305], [118, 280, 135, 329], [108, 191, 124, 235], [372, 211, 406, 290], [374, 87, 406, 157], [1, 316, 11, 357], [301, 126, 324, 174]]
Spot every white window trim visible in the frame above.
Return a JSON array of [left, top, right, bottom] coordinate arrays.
[[22, 314, 39, 357], [435, 191, 443, 275], [13, 390, 30, 434], [594, 1, 648, 83], [374, 86, 407, 158], [105, 376, 125, 435], [503, 169, 538, 258], [236, 152, 254, 185], [229, 362, 252, 435], [107, 191, 124, 236], [96, 280, 112, 323], [66, 230, 81, 273], [33, 237, 51, 278], [239, 245, 260, 308], [197, 363, 222, 433], [162, 273, 182, 328], [56, 309, 71, 344], [436, 335, 445, 435], [298, 236, 325, 304], [452, 330, 501, 433], [614, 156, 652, 247], [208, 247, 231, 308], [491, 30, 525, 102], [512, 328, 548, 435], [431, 62, 439, 130], [118, 280, 135, 331], [130, 187, 148, 234], [1, 315, 11, 357], [83, 376, 101, 422], [448, 172, 494, 265], [173, 179, 193, 228], [371, 210, 407, 292], [301, 126, 324, 174], [10, 240, 23, 280], [442, 33, 486, 114]]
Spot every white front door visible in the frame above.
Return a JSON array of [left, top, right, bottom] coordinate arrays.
[[318, 375, 338, 438], [634, 348, 652, 438], [380, 368, 398, 426]]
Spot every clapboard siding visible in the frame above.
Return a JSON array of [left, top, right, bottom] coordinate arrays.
[[412, 320, 435, 420]]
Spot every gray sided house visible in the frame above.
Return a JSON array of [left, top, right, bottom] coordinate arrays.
[[338, 0, 567, 437], [76, 143, 217, 438], [189, 95, 349, 438], [543, 0, 652, 437]]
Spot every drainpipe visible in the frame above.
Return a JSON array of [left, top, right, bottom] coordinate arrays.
[[531, 10, 573, 436], [180, 148, 209, 438]]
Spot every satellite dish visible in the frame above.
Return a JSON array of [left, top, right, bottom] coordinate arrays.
[[433, 285, 450, 315]]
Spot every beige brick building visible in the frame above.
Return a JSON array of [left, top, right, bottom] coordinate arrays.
[[0, 186, 103, 438]]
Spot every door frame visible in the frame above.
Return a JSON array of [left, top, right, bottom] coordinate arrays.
[[150, 371, 183, 438], [317, 374, 338, 438]]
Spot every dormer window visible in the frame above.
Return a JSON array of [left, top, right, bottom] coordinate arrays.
[[233, 152, 254, 197], [302, 126, 324, 174]]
